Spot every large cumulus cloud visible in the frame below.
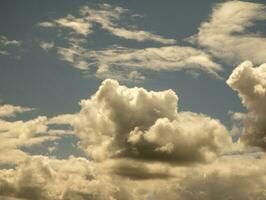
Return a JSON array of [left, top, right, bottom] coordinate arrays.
[[51, 79, 231, 163], [227, 61, 266, 149], [1, 78, 266, 200]]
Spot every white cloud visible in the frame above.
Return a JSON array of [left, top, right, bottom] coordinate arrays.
[[227, 61, 266, 150], [190, 1, 266, 65]]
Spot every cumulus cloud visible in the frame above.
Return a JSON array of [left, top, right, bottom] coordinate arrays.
[[0, 104, 33, 118], [39, 4, 176, 44], [227, 61, 266, 150], [0, 106, 60, 164], [1, 81, 265, 199], [51, 79, 231, 164], [0, 115, 64, 165], [190, 1, 266, 65]]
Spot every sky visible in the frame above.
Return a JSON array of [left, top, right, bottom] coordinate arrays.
[[0, 0, 266, 199]]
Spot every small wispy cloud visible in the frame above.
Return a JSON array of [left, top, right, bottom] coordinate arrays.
[[0, 35, 21, 56], [38, 4, 176, 44], [39, 41, 55, 51], [0, 104, 33, 118], [57, 45, 222, 81]]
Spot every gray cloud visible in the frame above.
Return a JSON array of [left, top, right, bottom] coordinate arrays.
[[0, 156, 136, 200], [152, 154, 266, 200], [51, 79, 231, 164], [1, 153, 266, 200]]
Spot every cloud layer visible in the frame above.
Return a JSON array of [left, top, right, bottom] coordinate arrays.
[[1, 79, 266, 199], [0, 154, 266, 200]]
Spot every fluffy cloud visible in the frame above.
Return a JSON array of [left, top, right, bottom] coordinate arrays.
[[0, 115, 63, 165], [0, 102, 72, 165], [51, 79, 231, 163], [1, 80, 265, 199], [190, 1, 266, 65], [0, 156, 120, 200], [39, 4, 176, 44], [227, 61, 266, 150], [0, 104, 33, 118]]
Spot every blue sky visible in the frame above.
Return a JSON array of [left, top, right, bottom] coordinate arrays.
[[1, 0, 255, 125], [1, 1, 266, 199]]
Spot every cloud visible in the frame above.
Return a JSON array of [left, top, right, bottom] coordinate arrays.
[[0, 116, 61, 165], [39, 41, 54, 51], [0, 156, 136, 200], [51, 79, 231, 164], [0, 80, 265, 199], [39, 4, 176, 44], [151, 154, 266, 200], [39, 4, 224, 81], [0, 104, 33, 118], [57, 47, 89, 70], [227, 61, 266, 150], [57, 45, 222, 81], [0, 153, 266, 200], [190, 1, 266, 65], [0, 36, 21, 56]]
